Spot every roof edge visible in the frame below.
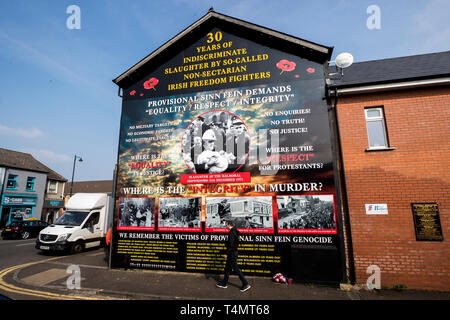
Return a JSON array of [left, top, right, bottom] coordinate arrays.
[[330, 73, 450, 89], [113, 10, 214, 85], [0, 147, 67, 181], [113, 10, 332, 87], [329, 50, 450, 68], [332, 76, 450, 96]]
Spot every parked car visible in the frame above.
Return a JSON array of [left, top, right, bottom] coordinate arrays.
[[1, 220, 49, 240]]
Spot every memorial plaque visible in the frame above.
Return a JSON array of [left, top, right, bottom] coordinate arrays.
[[412, 203, 443, 241]]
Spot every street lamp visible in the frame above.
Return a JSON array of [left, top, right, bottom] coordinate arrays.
[[69, 155, 83, 197]]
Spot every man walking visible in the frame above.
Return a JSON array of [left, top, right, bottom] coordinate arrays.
[[216, 220, 251, 292], [218, 199, 231, 223]]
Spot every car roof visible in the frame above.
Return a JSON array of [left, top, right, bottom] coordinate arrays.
[[18, 220, 47, 224]]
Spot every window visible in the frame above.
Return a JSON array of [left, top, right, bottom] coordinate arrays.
[[91, 212, 100, 225], [26, 177, 35, 191], [365, 107, 389, 149], [6, 175, 17, 189], [48, 181, 57, 193], [85, 212, 100, 228]]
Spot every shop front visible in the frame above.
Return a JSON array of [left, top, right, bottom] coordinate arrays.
[[1, 194, 38, 225], [42, 200, 65, 224]]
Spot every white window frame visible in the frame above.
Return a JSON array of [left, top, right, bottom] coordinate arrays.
[[365, 107, 389, 149], [47, 180, 58, 194]]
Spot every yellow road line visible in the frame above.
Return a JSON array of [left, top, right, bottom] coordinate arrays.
[[0, 257, 105, 300]]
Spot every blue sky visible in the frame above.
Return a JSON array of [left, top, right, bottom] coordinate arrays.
[[0, 0, 449, 181]]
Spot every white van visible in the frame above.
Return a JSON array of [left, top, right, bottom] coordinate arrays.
[[36, 193, 113, 254]]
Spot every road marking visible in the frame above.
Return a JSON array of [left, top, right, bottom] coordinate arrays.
[[0, 239, 35, 246], [16, 242, 36, 247], [87, 252, 105, 257], [22, 268, 69, 286], [47, 261, 109, 270], [0, 257, 104, 300]]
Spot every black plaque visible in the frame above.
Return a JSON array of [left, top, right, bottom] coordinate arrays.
[[412, 203, 443, 241]]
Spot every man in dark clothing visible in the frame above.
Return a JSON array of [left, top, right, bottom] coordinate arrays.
[[217, 199, 231, 222], [216, 220, 251, 292]]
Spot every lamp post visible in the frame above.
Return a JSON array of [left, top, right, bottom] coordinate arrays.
[[69, 155, 83, 197]]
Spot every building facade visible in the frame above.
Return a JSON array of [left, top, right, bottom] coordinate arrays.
[[64, 180, 113, 201], [0, 148, 67, 227], [0, 167, 46, 227], [107, 10, 449, 291], [41, 179, 66, 224], [331, 52, 450, 291]]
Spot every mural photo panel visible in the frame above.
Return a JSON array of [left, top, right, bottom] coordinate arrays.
[[158, 197, 202, 232], [276, 195, 337, 234], [205, 196, 274, 233], [117, 197, 156, 231]]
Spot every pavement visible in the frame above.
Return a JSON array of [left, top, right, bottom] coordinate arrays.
[[1, 246, 450, 301]]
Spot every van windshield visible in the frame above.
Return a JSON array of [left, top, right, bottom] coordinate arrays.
[[54, 211, 89, 226]]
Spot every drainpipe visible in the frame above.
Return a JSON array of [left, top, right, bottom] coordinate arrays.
[[331, 86, 356, 284]]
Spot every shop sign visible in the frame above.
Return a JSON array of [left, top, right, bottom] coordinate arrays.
[[365, 204, 388, 215], [2, 195, 37, 206], [44, 200, 65, 208]]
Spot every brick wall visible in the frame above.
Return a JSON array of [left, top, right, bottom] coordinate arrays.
[[337, 86, 450, 291]]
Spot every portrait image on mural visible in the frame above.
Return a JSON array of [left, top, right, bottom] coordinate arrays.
[[181, 111, 250, 174], [118, 197, 155, 230], [277, 195, 336, 233], [205, 196, 274, 233], [158, 197, 201, 231]]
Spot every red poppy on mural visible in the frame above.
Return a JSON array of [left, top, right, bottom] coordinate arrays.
[[306, 67, 315, 73], [130, 90, 136, 95], [276, 59, 296, 74], [140, 93, 144, 96], [295, 75, 300, 78], [143, 77, 159, 90]]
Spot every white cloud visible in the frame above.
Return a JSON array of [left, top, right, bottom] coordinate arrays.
[[23, 148, 72, 163], [0, 124, 45, 139]]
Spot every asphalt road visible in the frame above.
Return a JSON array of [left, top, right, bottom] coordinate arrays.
[[1, 235, 449, 303], [0, 236, 107, 300]]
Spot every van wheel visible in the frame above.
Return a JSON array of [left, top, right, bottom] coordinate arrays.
[[71, 241, 84, 254], [20, 231, 30, 239]]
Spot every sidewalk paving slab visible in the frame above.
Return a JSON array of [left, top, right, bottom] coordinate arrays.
[[10, 261, 450, 300]]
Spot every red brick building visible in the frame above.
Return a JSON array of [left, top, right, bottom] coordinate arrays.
[[331, 51, 450, 291]]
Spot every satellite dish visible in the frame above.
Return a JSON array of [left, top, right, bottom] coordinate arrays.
[[335, 52, 354, 69]]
